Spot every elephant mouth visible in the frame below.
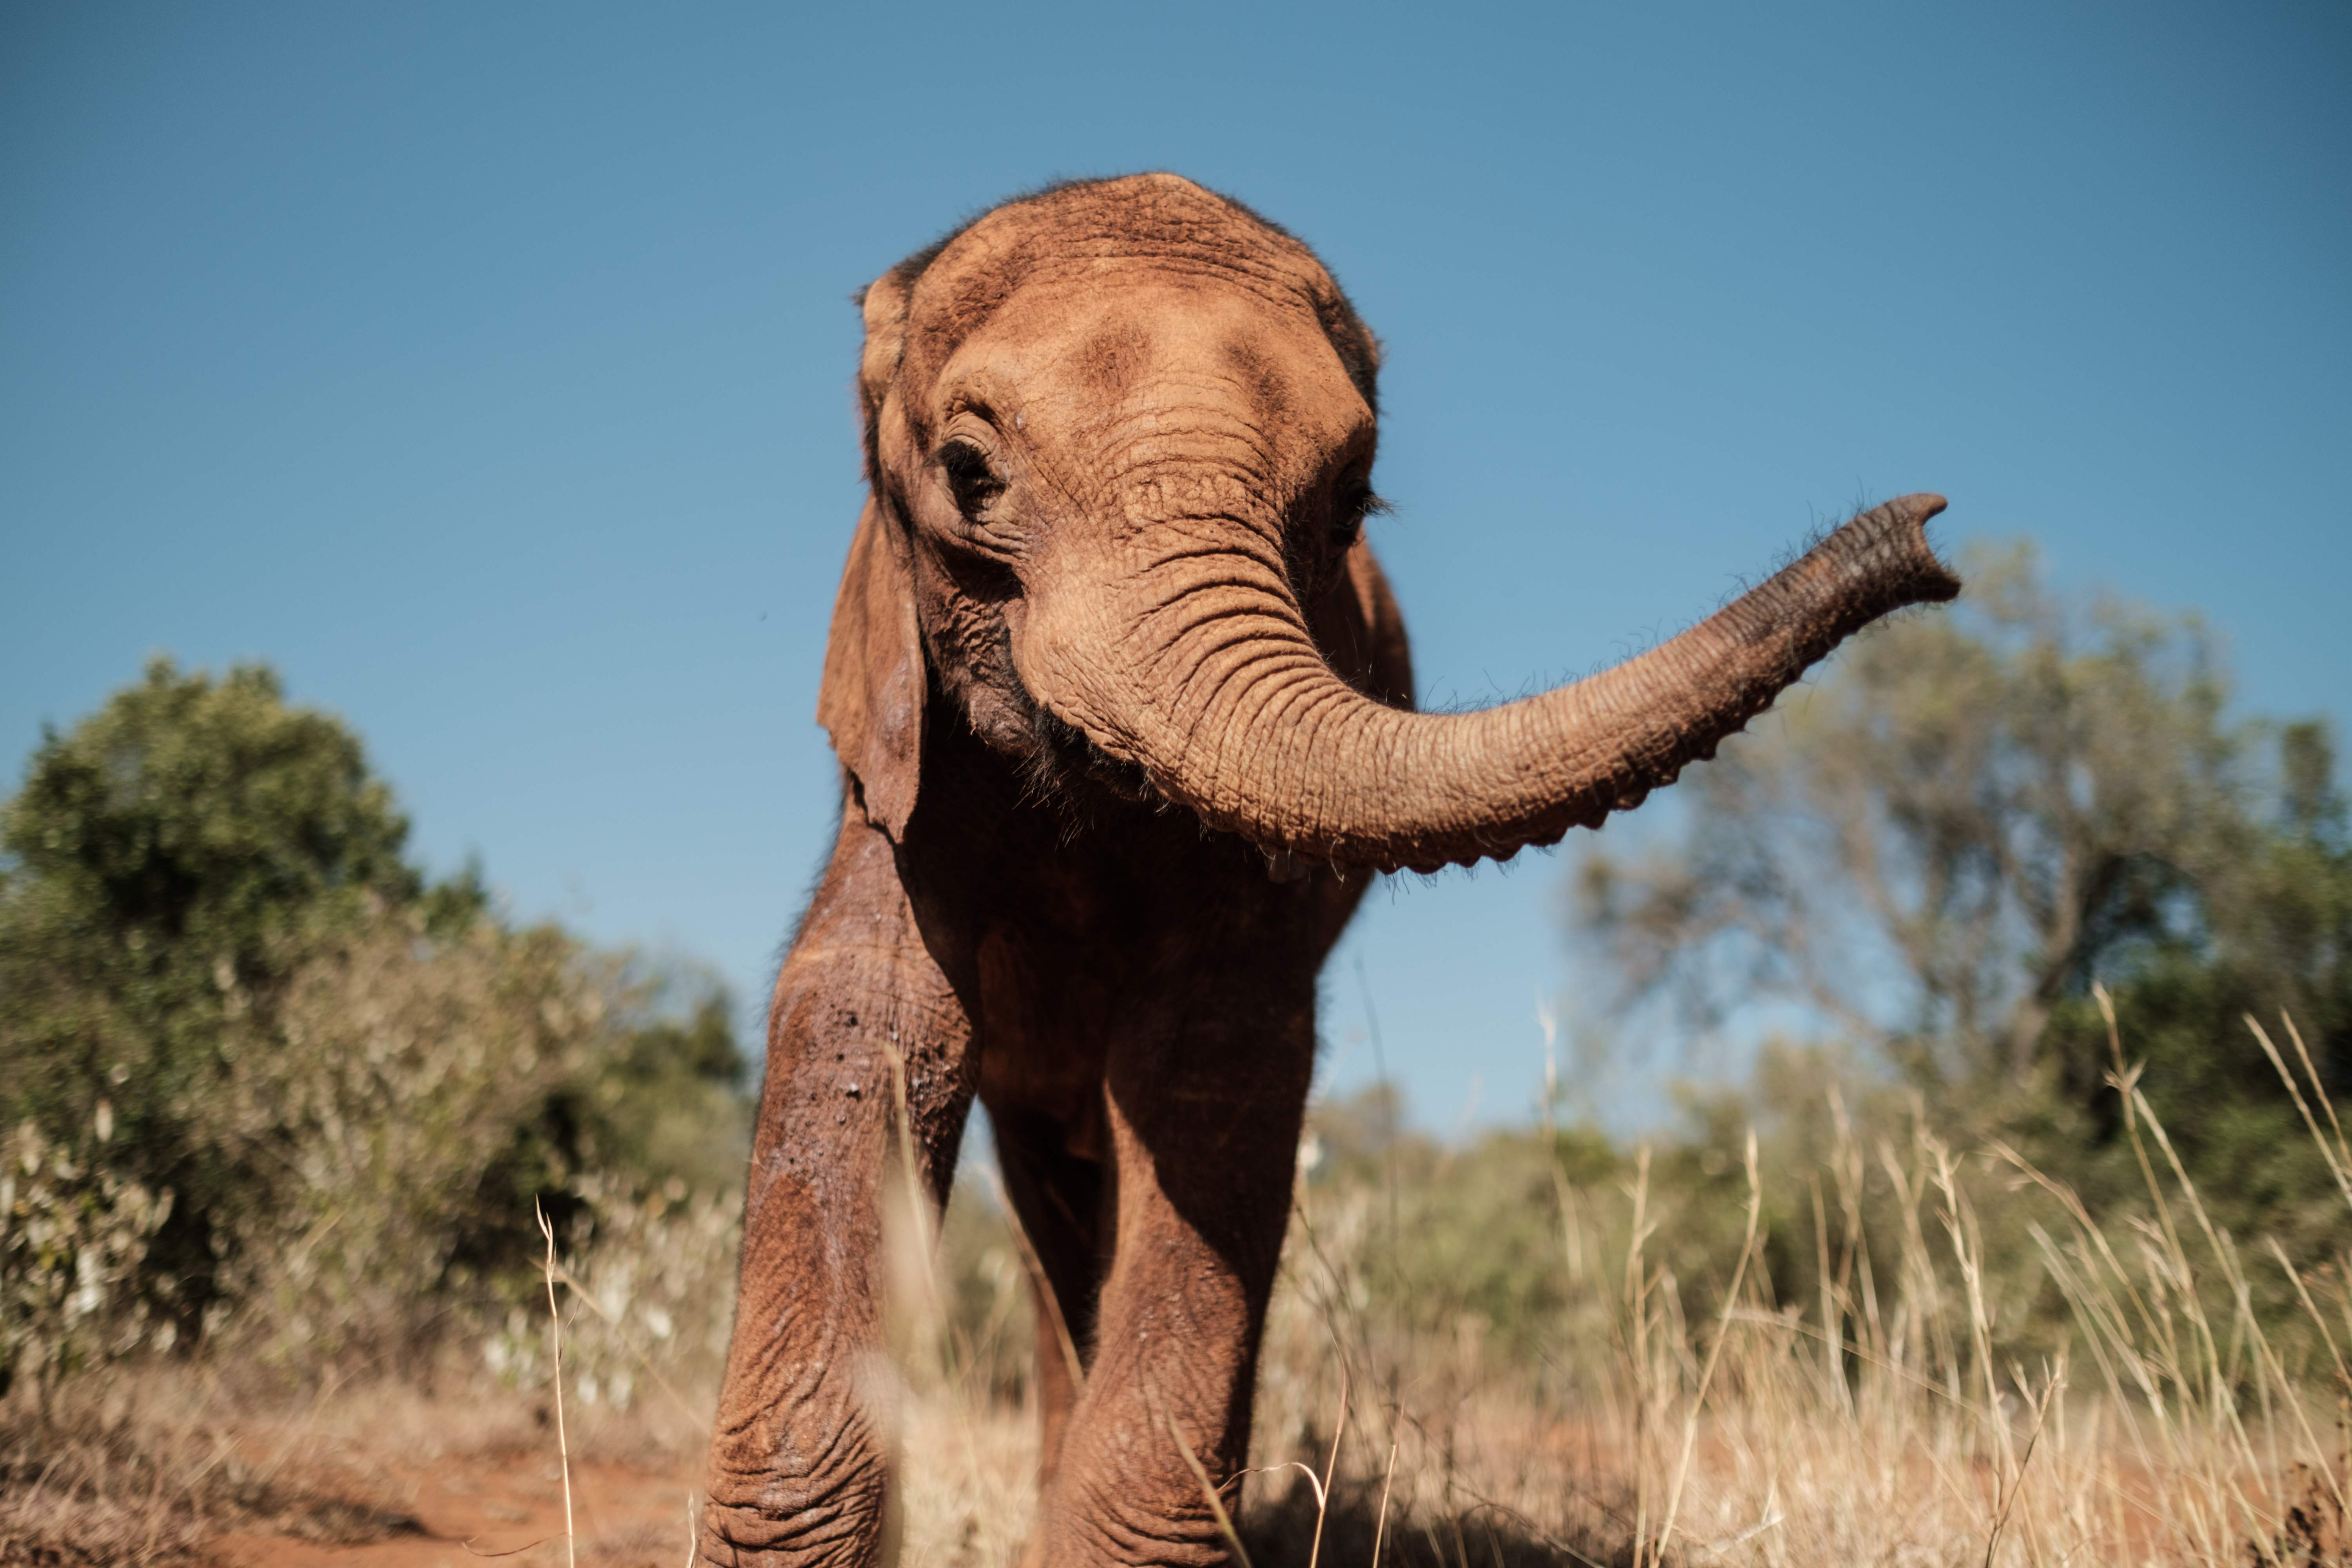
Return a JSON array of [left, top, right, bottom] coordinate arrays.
[[1011, 676, 1167, 820]]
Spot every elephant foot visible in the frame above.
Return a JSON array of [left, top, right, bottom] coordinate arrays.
[[1026, 1521, 1234, 1568], [1024, 1475, 1237, 1568], [694, 1474, 889, 1568]]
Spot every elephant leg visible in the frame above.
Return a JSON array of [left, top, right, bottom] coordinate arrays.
[[990, 1107, 1109, 1494], [1028, 989, 1316, 1567], [699, 816, 976, 1568]]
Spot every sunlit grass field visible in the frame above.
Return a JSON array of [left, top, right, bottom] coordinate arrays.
[[11, 997, 2352, 1565], [878, 997, 2352, 1567]]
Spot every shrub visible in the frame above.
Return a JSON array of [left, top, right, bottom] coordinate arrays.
[[0, 659, 751, 1392]]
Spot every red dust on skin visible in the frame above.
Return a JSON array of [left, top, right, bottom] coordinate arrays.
[[701, 172, 1957, 1567]]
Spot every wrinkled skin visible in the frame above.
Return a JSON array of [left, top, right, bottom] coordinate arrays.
[[700, 174, 1959, 1566]]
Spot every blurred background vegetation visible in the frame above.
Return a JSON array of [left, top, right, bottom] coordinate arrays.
[[1283, 539, 2352, 1384], [3, 545, 2350, 1561], [0, 656, 753, 1400]]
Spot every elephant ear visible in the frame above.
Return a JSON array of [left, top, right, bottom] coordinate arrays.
[[821, 266, 926, 840], [818, 499, 924, 841], [857, 265, 913, 478]]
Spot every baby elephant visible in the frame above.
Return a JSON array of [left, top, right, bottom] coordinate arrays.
[[699, 173, 1956, 1566]]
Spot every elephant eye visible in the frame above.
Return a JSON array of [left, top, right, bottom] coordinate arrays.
[[1332, 483, 1387, 545], [938, 440, 1004, 519]]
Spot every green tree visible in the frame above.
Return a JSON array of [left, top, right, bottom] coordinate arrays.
[[1570, 545, 2352, 1211], [572, 982, 753, 1195], [0, 658, 749, 1371], [0, 658, 474, 1328], [1573, 546, 2256, 1082], [2031, 719, 2352, 1253]]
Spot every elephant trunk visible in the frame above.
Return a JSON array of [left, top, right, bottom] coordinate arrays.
[[1019, 494, 1958, 874]]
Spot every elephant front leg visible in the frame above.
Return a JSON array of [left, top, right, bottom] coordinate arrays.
[[1029, 996, 1316, 1567], [989, 1108, 1109, 1495], [700, 820, 976, 1568]]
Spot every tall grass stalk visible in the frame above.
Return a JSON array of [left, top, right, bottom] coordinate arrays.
[[536, 1199, 576, 1568], [1220, 1005, 2352, 1565], [37, 998, 2352, 1564]]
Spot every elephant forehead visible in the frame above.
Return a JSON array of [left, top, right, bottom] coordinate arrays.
[[932, 278, 1369, 464]]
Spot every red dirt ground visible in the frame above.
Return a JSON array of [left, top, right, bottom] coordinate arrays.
[[209, 1450, 701, 1568]]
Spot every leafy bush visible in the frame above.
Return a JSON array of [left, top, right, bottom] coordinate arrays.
[[0, 1120, 175, 1396], [0, 658, 751, 1393], [209, 911, 613, 1367]]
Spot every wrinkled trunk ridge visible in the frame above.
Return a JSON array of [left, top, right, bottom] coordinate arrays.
[[1038, 494, 1958, 874]]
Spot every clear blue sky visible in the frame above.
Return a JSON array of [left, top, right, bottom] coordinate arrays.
[[5, 2, 2347, 1132]]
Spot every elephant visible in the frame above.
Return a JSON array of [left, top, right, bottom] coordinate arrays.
[[698, 172, 1957, 1566]]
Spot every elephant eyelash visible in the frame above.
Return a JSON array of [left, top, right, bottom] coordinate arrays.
[[938, 441, 1005, 518], [1333, 487, 1390, 541]]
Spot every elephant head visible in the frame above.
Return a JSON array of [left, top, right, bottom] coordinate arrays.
[[822, 173, 1957, 873]]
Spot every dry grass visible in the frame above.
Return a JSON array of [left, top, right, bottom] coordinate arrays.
[[16, 997, 2352, 1564], [881, 998, 2352, 1566], [0, 1365, 425, 1566], [0, 1354, 735, 1567], [0, 1170, 731, 1566]]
